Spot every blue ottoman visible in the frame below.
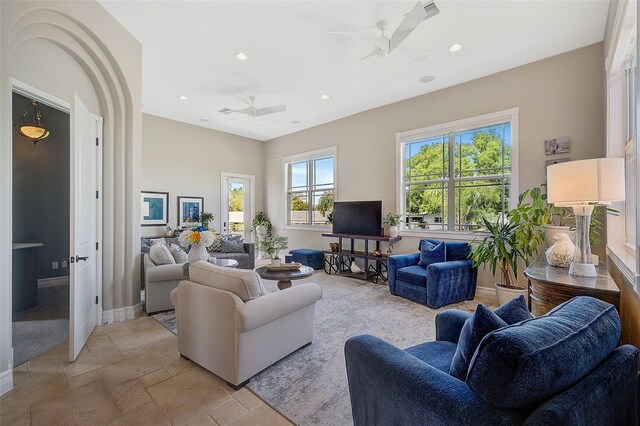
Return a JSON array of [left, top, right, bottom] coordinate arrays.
[[290, 249, 323, 270]]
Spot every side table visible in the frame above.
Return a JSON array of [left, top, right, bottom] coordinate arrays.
[[524, 256, 620, 316]]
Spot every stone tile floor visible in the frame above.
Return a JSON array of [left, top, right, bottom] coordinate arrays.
[[0, 315, 292, 425]]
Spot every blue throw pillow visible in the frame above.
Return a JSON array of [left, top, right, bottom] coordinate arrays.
[[449, 305, 507, 380], [494, 295, 531, 325], [418, 241, 446, 267]]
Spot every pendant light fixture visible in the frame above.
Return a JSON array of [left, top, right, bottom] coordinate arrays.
[[15, 100, 50, 144]]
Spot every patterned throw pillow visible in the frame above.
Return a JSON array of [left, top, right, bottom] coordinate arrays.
[[221, 239, 245, 253], [209, 239, 222, 252]]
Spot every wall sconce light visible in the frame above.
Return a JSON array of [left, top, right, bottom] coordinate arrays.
[[15, 100, 50, 145]]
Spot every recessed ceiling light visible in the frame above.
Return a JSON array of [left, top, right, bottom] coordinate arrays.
[[291, 120, 301, 124], [419, 75, 435, 83], [256, 120, 262, 124], [178, 95, 189, 100], [199, 118, 209, 123], [234, 52, 248, 61], [448, 43, 463, 53], [320, 94, 331, 100]]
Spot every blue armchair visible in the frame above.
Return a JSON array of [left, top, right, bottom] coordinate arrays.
[[387, 239, 477, 308], [345, 297, 638, 426]]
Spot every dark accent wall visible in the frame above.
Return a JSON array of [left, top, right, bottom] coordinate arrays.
[[12, 92, 70, 279]]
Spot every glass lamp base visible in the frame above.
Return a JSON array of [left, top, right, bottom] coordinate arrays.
[[569, 262, 597, 278]]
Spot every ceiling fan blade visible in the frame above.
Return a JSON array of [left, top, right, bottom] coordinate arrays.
[[219, 107, 253, 115], [359, 47, 384, 62], [256, 105, 287, 116], [389, 2, 429, 52]]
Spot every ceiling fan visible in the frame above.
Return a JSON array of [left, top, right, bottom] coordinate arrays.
[[330, 1, 440, 61], [219, 96, 286, 117]]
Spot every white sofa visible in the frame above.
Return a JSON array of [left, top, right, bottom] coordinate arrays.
[[170, 261, 323, 389], [144, 253, 185, 314]]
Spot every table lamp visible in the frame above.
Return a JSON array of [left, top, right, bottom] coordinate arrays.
[[547, 158, 625, 277]]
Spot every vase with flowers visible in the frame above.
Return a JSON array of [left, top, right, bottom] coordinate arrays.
[[179, 226, 217, 263]]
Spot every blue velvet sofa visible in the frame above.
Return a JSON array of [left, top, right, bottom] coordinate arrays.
[[345, 296, 638, 426], [387, 239, 477, 308]]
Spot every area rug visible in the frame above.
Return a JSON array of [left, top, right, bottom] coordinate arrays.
[[12, 318, 69, 366], [153, 272, 492, 425]]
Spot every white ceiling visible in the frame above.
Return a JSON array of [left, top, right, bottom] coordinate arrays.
[[99, 1, 610, 141]]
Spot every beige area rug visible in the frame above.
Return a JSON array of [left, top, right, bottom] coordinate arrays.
[[154, 270, 495, 425]]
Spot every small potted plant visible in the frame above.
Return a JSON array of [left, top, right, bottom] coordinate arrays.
[[260, 235, 289, 266], [200, 212, 215, 230], [383, 212, 401, 238], [251, 212, 272, 259]]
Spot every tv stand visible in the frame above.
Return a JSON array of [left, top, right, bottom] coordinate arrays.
[[321, 233, 401, 283]]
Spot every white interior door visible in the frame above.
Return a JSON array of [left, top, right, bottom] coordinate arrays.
[[221, 173, 254, 241], [69, 94, 102, 361]]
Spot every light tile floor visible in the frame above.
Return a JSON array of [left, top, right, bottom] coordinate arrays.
[[0, 315, 293, 426]]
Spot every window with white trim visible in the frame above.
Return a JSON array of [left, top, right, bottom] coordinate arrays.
[[625, 58, 637, 248], [397, 109, 517, 234], [284, 147, 336, 227]]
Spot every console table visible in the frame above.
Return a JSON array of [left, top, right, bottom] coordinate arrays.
[[524, 256, 620, 316], [321, 233, 401, 283]]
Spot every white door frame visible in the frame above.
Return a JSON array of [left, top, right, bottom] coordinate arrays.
[[9, 78, 103, 348], [220, 172, 255, 241]]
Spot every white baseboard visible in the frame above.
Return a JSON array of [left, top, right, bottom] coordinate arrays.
[[38, 276, 69, 288], [0, 368, 13, 396], [475, 286, 497, 302], [101, 303, 143, 324]]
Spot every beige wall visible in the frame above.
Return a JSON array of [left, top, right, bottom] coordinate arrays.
[[1, 0, 142, 391], [264, 43, 605, 291], [141, 114, 264, 237]]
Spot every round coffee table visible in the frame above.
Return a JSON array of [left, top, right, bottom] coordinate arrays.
[[255, 265, 314, 290], [182, 258, 239, 277]]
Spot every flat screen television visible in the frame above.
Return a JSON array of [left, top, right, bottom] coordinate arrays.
[[332, 201, 382, 236]]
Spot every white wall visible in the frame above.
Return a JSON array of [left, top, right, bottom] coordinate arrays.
[[264, 43, 605, 291], [141, 113, 264, 237]]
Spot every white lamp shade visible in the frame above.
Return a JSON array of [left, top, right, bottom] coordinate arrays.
[[547, 158, 625, 205]]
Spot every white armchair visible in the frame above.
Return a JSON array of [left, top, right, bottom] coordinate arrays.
[[170, 261, 323, 389]]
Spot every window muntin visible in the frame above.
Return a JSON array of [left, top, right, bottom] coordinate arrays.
[[401, 120, 512, 233]]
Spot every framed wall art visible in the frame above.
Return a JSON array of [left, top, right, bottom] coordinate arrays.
[[141, 191, 169, 226], [544, 136, 570, 155], [178, 196, 204, 227]]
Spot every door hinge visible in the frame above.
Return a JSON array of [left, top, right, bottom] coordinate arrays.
[[96, 242, 99, 250], [96, 137, 99, 146], [95, 296, 99, 305], [96, 190, 99, 199]]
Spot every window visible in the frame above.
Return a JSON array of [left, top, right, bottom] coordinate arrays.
[[284, 147, 336, 228], [625, 60, 637, 248], [397, 109, 517, 235]]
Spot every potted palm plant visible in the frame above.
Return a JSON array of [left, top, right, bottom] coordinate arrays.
[[471, 217, 529, 305]]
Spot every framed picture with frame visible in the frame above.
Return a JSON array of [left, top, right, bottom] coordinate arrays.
[[178, 196, 204, 227], [141, 191, 169, 226]]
